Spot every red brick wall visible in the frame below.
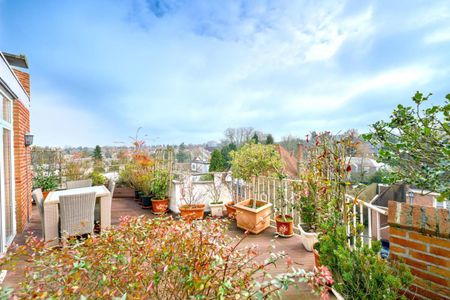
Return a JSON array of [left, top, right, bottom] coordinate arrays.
[[12, 69, 30, 96], [388, 201, 450, 300], [13, 100, 31, 232]]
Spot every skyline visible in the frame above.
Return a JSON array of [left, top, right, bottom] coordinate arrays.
[[1, 0, 449, 146]]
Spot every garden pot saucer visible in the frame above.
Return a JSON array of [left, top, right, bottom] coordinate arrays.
[[275, 232, 294, 238]]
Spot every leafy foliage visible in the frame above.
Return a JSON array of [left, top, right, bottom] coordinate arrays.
[[209, 149, 226, 172], [363, 92, 450, 201], [318, 225, 412, 300], [151, 168, 171, 199], [0, 217, 331, 299], [220, 142, 237, 169], [89, 171, 107, 186], [230, 143, 283, 182], [33, 167, 59, 192], [265, 134, 274, 144]]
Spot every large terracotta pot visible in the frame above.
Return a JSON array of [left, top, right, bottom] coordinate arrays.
[[313, 248, 321, 267], [152, 198, 169, 214], [209, 202, 224, 217], [234, 199, 272, 234], [225, 202, 236, 218], [179, 204, 205, 220], [275, 215, 294, 237], [299, 224, 318, 252]]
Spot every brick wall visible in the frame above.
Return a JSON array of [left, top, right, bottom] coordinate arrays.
[[12, 69, 30, 96], [388, 201, 450, 300], [13, 100, 31, 232]]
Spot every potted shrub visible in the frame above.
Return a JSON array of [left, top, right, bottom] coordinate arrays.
[[274, 178, 294, 237], [208, 173, 227, 217], [293, 179, 319, 251], [139, 172, 154, 209], [179, 175, 205, 220], [33, 168, 59, 199], [230, 143, 283, 234], [151, 168, 171, 215]]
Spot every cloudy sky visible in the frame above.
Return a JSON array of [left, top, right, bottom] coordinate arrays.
[[1, 0, 449, 146]]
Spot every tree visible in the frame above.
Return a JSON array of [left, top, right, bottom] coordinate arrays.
[[221, 143, 237, 169], [92, 145, 103, 161], [363, 92, 450, 201], [230, 143, 283, 182], [251, 133, 259, 144], [209, 149, 225, 172], [265, 134, 274, 144], [176, 150, 190, 163]]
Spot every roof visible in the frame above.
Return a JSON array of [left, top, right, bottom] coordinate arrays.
[[275, 144, 298, 178], [347, 157, 384, 168], [2, 52, 29, 69]]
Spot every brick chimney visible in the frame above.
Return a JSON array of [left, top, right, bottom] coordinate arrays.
[[13, 68, 30, 96]]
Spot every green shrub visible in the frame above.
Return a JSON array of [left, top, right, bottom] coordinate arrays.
[[318, 225, 412, 300], [33, 167, 59, 191], [151, 169, 171, 199], [0, 217, 330, 299], [89, 171, 106, 186]]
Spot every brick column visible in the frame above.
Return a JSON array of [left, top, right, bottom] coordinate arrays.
[[388, 201, 450, 300], [13, 100, 31, 232]]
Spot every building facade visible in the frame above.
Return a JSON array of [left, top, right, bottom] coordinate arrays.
[[0, 52, 31, 254]]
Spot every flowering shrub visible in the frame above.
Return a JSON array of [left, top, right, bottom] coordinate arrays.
[[1, 217, 332, 299]]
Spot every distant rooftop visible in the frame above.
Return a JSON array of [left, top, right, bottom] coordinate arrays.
[[2, 52, 29, 69]]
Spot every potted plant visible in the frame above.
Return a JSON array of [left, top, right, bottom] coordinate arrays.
[[179, 174, 205, 220], [139, 172, 154, 209], [274, 177, 294, 237], [230, 143, 283, 234], [208, 173, 227, 217], [33, 168, 59, 199], [293, 179, 319, 251], [151, 168, 171, 215]]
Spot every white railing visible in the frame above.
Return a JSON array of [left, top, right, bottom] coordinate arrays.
[[346, 194, 388, 247], [230, 175, 388, 248]]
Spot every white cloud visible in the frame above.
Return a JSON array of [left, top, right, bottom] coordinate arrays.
[[31, 83, 113, 146]]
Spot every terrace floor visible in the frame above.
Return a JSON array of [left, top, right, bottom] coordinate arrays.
[[3, 195, 323, 299]]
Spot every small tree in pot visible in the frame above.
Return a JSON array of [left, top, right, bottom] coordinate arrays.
[[208, 173, 229, 217], [230, 143, 283, 234], [179, 174, 205, 220], [151, 168, 171, 214], [274, 174, 294, 237]]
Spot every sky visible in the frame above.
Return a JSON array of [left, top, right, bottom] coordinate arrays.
[[0, 0, 449, 147]]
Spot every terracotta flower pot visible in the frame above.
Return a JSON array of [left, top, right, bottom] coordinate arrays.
[[234, 199, 272, 234], [179, 204, 205, 220], [275, 215, 294, 237], [210, 202, 224, 217], [152, 198, 169, 215], [225, 202, 237, 218], [42, 190, 50, 200], [313, 248, 321, 267]]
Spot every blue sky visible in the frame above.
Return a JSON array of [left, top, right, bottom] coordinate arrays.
[[1, 0, 449, 146]]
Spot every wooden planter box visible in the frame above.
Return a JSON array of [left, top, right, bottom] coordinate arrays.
[[113, 187, 135, 198], [235, 199, 272, 234]]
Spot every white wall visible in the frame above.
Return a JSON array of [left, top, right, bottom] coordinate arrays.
[[169, 176, 232, 213]]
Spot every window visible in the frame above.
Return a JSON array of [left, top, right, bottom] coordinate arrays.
[[2, 97, 11, 123]]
